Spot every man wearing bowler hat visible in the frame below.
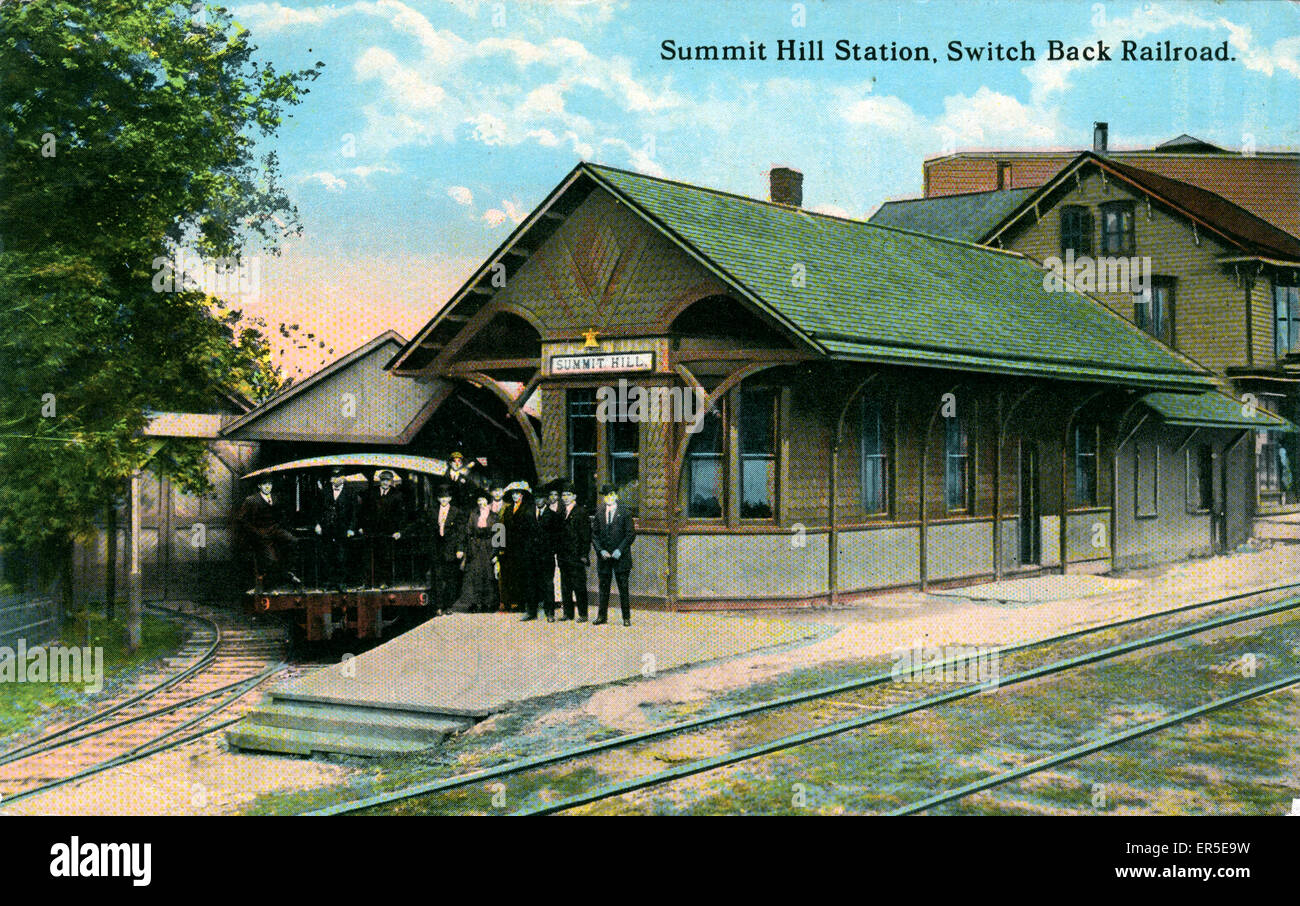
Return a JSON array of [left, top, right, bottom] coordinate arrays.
[[426, 483, 465, 614], [591, 483, 635, 626], [552, 479, 591, 622], [313, 467, 360, 591]]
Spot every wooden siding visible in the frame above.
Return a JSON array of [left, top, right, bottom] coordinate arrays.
[[1000, 169, 1252, 374]]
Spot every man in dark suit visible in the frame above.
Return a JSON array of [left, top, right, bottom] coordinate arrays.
[[426, 484, 464, 614], [423, 488, 465, 616], [591, 483, 635, 626], [234, 477, 301, 592], [445, 450, 482, 507], [313, 467, 360, 591], [534, 480, 560, 618], [367, 470, 409, 587], [552, 480, 591, 622]]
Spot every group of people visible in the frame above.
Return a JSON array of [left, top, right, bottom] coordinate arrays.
[[233, 465, 413, 591], [233, 450, 638, 626], [431, 469, 636, 626]]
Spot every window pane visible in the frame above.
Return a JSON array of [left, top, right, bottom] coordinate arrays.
[[1074, 425, 1097, 506], [568, 389, 597, 454], [740, 387, 776, 454], [608, 418, 638, 454], [741, 457, 774, 519], [944, 416, 968, 510], [688, 456, 722, 518], [861, 399, 888, 514]]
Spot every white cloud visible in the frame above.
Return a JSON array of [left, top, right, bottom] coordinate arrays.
[[841, 94, 925, 133], [482, 199, 527, 228], [447, 185, 474, 206], [1022, 3, 1300, 106], [349, 164, 399, 180], [304, 171, 348, 193]]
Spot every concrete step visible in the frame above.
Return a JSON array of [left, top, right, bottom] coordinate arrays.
[[226, 723, 438, 757], [241, 698, 471, 743]]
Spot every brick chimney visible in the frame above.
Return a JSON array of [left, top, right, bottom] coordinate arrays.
[[1093, 121, 1109, 154], [769, 167, 803, 207]]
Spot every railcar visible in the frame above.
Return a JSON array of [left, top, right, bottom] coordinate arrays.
[[237, 453, 482, 643]]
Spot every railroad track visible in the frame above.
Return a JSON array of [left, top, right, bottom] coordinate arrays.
[[307, 579, 1300, 816], [0, 601, 289, 808]]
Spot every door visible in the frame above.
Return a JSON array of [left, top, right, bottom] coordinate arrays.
[[1210, 444, 1228, 554], [1018, 441, 1041, 565]]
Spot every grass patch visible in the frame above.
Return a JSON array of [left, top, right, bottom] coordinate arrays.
[[0, 610, 188, 739]]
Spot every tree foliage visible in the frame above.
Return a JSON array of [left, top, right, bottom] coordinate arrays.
[[0, 0, 321, 573]]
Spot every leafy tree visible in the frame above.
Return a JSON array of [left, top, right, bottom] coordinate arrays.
[[0, 0, 321, 647]]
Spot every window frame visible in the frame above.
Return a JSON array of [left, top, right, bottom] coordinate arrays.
[[685, 400, 726, 520], [1073, 423, 1100, 508], [738, 385, 779, 521], [1186, 444, 1214, 514], [859, 396, 890, 516], [1059, 205, 1093, 258], [1274, 281, 1300, 358], [1099, 200, 1136, 256], [1134, 276, 1176, 346], [943, 410, 972, 514], [566, 388, 599, 509]]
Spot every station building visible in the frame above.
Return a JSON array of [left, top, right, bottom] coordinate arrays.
[[380, 161, 1288, 609], [877, 125, 1300, 518]]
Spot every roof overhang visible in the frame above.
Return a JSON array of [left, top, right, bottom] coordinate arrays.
[[1142, 390, 1295, 432]]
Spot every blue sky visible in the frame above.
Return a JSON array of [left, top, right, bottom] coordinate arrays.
[[226, 0, 1300, 377]]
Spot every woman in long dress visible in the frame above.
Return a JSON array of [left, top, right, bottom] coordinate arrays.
[[498, 484, 537, 613], [451, 493, 500, 613]]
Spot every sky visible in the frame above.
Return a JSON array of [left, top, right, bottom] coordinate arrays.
[[220, 0, 1300, 379]]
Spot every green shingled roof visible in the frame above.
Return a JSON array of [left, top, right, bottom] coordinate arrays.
[[1142, 390, 1296, 431], [868, 188, 1036, 243], [584, 164, 1210, 389]]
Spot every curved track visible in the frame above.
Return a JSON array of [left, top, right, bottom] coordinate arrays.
[[0, 602, 288, 808]]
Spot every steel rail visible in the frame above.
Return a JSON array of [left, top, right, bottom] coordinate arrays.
[[310, 579, 1300, 816], [511, 595, 1300, 815], [0, 602, 222, 765], [1, 667, 280, 764], [891, 669, 1300, 815], [0, 664, 282, 808]]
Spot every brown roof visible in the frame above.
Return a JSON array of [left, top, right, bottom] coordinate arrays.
[[983, 152, 1300, 262], [926, 148, 1300, 240], [1102, 158, 1300, 260]]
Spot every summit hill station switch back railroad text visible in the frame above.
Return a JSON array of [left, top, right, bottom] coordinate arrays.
[[658, 38, 1238, 63]]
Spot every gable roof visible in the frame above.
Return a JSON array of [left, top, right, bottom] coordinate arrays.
[[983, 152, 1300, 262], [867, 187, 1035, 243], [1155, 134, 1225, 153], [222, 331, 452, 443], [925, 144, 1300, 241], [584, 163, 1210, 388], [392, 162, 1214, 390]]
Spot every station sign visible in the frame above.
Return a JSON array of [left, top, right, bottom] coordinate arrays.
[[550, 351, 655, 375]]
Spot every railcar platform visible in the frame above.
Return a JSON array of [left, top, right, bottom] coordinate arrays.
[[227, 611, 820, 756]]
